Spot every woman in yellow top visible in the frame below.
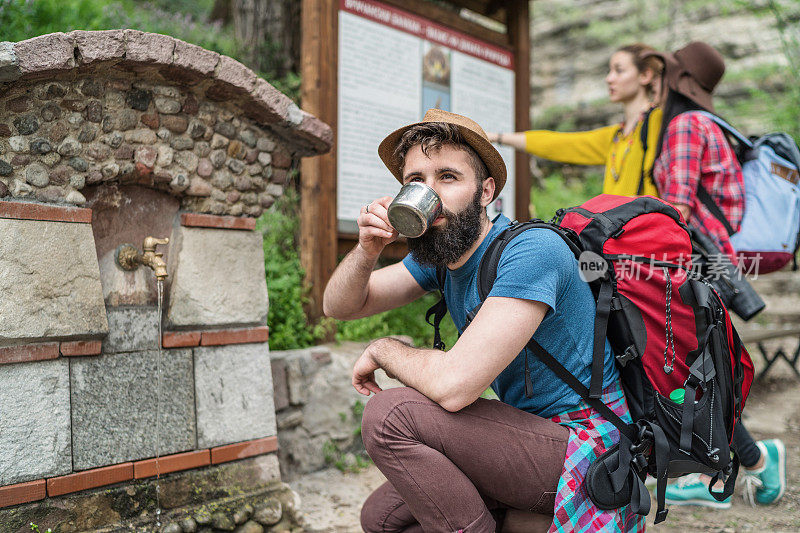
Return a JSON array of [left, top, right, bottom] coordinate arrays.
[[489, 43, 664, 196]]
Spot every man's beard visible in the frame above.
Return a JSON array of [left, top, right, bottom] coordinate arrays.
[[407, 187, 484, 268]]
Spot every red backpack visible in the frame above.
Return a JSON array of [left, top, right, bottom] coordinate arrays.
[[428, 194, 755, 522]]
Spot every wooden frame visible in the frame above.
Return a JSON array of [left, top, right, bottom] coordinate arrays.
[[300, 0, 530, 319]]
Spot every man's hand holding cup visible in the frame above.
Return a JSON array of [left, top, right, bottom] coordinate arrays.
[[357, 196, 398, 258]]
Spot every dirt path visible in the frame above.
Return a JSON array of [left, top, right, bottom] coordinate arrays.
[[291, 341, 800, 532]]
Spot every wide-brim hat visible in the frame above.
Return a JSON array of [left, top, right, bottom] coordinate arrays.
[[378, 108, 507, 200], [642, 41, 725, 112]]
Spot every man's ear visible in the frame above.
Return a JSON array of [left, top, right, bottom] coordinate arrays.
[[481, 177, 495, 207]]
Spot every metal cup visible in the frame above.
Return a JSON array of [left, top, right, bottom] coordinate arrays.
[[387, 182, 442, 238]]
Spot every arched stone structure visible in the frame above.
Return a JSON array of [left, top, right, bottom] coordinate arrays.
[[0, 32, 330, 531], [0, 30, 331, 215]]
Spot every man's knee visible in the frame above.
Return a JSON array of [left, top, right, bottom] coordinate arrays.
[[361, 481, 414, 533], [360, 489, 384, 533], [360, 482, 392, 533], [361, 387, 431, 455]]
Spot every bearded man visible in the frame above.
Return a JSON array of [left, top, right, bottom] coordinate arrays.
[[323, 110, 643, 533]]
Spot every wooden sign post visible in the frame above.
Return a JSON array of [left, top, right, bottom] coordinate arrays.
[[301, 0, 530, 320]]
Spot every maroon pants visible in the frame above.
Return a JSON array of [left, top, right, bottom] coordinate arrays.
[[360, 387, 569, 533]]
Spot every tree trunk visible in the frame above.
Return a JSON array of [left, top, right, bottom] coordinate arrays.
[[231, 0, 301, 76]]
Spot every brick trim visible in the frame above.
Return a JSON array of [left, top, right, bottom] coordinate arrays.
[[0, 201, 92, 224], [180, 212, 256, 231], [133, 449, 211, 479], [47, 463, 133, 497], [0, 479, 46, 508], [200, 326, 269, 347], [210, 436, 278, 465], [60, 340, 102, 357], [0, 343, 60, 365], [162, 331, 202, 348], [1, 438, 279, 505]]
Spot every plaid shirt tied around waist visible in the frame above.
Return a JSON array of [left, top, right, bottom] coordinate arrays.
[[547, 380, 646, 532], [653, 111, 745, 261]]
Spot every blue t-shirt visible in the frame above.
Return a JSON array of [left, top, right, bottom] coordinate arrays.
[[403, 214, 618, 418]]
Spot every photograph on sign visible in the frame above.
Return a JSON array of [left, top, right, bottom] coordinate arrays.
[[337, 0, 516, 233]]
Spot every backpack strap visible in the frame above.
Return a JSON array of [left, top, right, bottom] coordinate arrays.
[[636, 107, 655, 196], [525, 337, 635, 441], [425, 266, 448, 350], [695, 111, 753, 148], [475, 220, 608, 399], [697, 184, 736, 236]]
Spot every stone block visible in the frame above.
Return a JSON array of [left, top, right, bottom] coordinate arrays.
[[0, 358, 71, 484], [103, 306, 160, 353], [124, 30, 175, 65], [166, 225, 268, 328], [0, 218, 108, 345], [214, 55, 257, 94], [270, 358, 289, 411], [297, 112, 334, 153], [14, 33, 75, 76], [244, 79, 289, 124], [70, 349, 196, 470], [194, 343, 276, 448], [0, 41, 20, 82], [173, 40, 220, 75], [70, 29, 125, 65]]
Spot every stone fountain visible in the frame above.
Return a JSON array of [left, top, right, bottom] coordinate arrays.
[[0, 30, 331, 532]]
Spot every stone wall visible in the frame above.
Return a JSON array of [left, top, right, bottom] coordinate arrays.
[[0, 30, 332, 216], [530, 0, 798, 132], [271, 345, 368, 479]]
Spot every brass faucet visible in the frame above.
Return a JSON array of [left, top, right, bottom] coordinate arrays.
[[115, 236, 170, 281]]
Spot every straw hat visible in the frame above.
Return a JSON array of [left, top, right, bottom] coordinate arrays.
[[642, 41, 725, 112], [378, 108, 507, 200]]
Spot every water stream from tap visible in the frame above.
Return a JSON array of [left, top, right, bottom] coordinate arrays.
[[155, 279, 164, 527]]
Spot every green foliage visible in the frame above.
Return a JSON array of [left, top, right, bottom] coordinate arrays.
[[0, 0, 304, 95], [322, 438, 371, 473], [29, 524, 52, 533], [336, 293, 459, 349], [351, 399, 365, 419], [714, 1, 800, 143], [256, 186, 332, 350], [530, 172, 604, 221], [0, 0, 238, 58], [0, 0, 112, 40]]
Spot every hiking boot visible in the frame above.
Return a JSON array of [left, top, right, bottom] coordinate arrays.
[[664, 473, 732, 509], [742, 439, 786, 506]]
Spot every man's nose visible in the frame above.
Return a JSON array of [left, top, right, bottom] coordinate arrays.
[[420, 176, 438, 191]]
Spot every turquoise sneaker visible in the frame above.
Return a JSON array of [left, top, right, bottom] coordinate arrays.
[[664, 473, 732, 509], [742, 439, 786, 505]]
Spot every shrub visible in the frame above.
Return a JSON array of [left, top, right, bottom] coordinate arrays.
[[257, 186, 331, 350]]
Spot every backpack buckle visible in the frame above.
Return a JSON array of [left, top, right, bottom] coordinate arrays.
[[616, 345, 638, 367], [631, 452, 648, 473]]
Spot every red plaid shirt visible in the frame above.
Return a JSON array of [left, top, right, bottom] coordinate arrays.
[[653, 112, 745, 261]]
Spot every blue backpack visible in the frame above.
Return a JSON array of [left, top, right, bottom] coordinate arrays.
[[696, 112, 800, 274]]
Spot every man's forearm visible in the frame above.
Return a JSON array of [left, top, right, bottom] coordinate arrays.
[[368, 338, 476, 412], [371, 338, 439, 392], [322, 244, 379, 319]]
